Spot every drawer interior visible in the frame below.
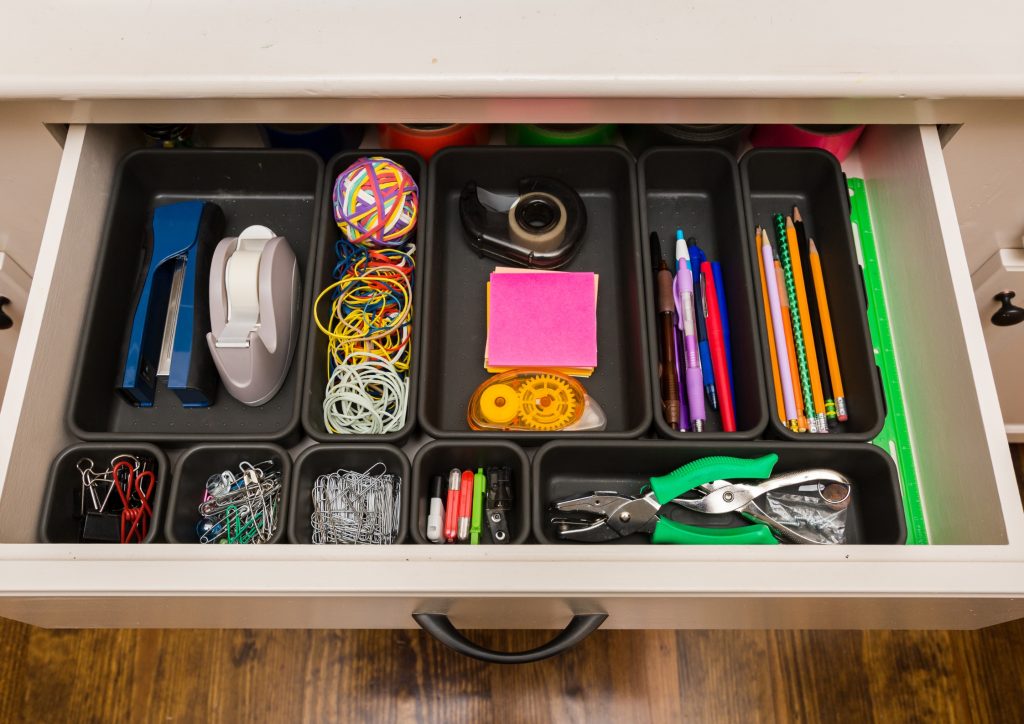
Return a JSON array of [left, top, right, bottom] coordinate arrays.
[[0, 122, 1020, 558]]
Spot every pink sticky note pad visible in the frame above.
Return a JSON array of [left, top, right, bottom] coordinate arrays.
[[487, 271, 597, 368]]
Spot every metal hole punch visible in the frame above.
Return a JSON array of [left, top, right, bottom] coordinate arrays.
[[551, 454, 853, 545]]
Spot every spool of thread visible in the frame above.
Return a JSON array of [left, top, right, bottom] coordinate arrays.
[[750, 124, 865, 161], [622, 124, 751, 156], [377, 123, 488, 160], [260, 124, 364, 161], [333, 156, 419, 248], [140, 124, 195, 148], [507, 124, 617, 146]]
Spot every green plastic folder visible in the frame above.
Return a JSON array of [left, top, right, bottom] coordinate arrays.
[[848, 178, 928, 545]]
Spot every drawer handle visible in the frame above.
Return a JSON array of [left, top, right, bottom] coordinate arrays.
[[412, 612, 607, 664], [0, 297, 12, 330], [991, 291, 1024, 327]]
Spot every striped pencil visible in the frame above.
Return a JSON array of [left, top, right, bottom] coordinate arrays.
[[786, 215, 827, 432], [775, 259, 807, 432], [774, 213, 818, 433]]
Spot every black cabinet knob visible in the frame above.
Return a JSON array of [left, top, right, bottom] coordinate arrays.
[[992, 290, 1024, 327], [0, 297, 12, 331]]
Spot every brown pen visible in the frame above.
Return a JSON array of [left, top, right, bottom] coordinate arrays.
[[657, 259, 683, 429]]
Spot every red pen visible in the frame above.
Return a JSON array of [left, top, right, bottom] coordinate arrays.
[[444, 468, 461, 543], [457, 469, 475, 542], [701, 261, 736, 432]]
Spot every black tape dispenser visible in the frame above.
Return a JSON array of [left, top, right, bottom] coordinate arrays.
[[459, 177, 587, 269]]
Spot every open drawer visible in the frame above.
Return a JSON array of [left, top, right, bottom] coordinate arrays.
[[0, 124, 1022, 636]]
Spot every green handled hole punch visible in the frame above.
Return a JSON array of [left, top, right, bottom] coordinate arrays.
[[550, 454, 852, 545]]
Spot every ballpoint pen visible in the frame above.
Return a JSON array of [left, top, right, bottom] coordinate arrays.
[[657, 259, 684, 430], [652, 233, 688, 430], [689, 242, 717, 410], [675, 230, 706, 431], [711, 261, 735, 394], [702, 260, 736, 432]]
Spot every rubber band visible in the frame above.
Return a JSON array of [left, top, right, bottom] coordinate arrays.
[[318, 187, 417, 434], [333, 157, 418, 248]]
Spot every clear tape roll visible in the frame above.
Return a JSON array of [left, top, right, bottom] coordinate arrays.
[[507, 192, 567, 252]]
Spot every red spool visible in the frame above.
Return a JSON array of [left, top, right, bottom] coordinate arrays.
[[750, 124, 865, 161], [377, 124, 489, 160]]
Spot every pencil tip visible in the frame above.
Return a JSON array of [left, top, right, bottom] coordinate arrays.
[[809, 238, 818, 253], [793, 206, 803, 222], [786, 216, 795, 228]]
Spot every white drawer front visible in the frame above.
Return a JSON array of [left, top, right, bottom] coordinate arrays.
[[0, 123, 1021, 631]]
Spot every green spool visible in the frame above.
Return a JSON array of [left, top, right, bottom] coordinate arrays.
[[775, 213, 816, 432], [507, 124, 618, 146]]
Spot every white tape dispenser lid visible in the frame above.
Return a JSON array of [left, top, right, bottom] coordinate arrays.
[[217, 225, 276, 348]]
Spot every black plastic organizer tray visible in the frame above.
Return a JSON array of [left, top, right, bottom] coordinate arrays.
[[639, 147, 769, 439], [410, 440, 530, 545], [740, 149, 885, 441], [419, 146, 652, 440], [288, 443, 410, 544], [301, 150, 426, 444], [67, 149, 323, 442], [166, 443, 292, 544], [40, 442, 169, 544], [532, 440, 906, 545]]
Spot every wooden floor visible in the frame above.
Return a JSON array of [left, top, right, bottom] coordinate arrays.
[[2, 452, 1023, 723], [1, 621, 1024, 722]]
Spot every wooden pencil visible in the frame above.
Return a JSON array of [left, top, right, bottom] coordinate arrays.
[[809, 238, 847, 421], [794, 207, 836, 424], [754, 227, 786, 424], [775, 259, 807, 432], [786, 215, 827, 432], [774, 214, 817, 433]]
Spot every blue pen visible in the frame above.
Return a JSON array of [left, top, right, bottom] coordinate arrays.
[[711, 261, 735, 394], [688, 242, 718, 410]]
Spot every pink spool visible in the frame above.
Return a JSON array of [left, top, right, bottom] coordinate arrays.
[[750, 124, 865, 161]]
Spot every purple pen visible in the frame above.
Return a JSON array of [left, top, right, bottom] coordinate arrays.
[[672, 324, 689, 431], [674, 230, 705, 431]]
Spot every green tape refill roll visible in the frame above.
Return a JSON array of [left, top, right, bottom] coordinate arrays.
[[507, 124, 617, 146]]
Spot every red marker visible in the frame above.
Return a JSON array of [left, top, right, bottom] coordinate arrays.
[[444, 468, 461, 543], [702, 261, 736, 432], [457, 469, 475, 542]]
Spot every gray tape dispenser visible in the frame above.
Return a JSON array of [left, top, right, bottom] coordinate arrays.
[[206, 225, 300, 406], [460, 177, 587, 269]]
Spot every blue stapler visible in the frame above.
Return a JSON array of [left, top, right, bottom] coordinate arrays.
[[119, 200, 224, 407]]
